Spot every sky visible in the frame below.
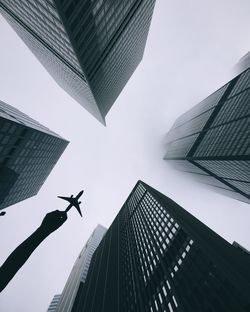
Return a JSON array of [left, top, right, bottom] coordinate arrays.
[[0, 0, 250, 311]]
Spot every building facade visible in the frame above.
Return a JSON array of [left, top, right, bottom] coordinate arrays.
[[0, 0, 156, 124], [54, 224, 106, 312], [47, 294, 61, 312], [164, 67, 250, 203], [0, 100, 68, 210], [234, 51, 250, 75], [70, 181, 250, 312], [232, 241, 250, 257]]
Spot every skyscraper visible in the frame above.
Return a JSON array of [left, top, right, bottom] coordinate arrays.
[[234, 51, 250, 75], [164, 67, 250, 203], [70, 181, 250, 312], [0, 100, 68, 210], [47, 295, 61, 312], [232, 241, 250, 257], [53, 224, 106, 312], [0, 0, 156, 124]]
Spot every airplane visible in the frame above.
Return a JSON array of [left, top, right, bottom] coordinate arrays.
[[58, 190, 84, 217]]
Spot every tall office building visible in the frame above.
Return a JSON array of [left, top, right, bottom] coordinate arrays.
[[0, 0, 156, 124], [164, 67, 250, 203], [66, 181, 250, 312], [53, 224, 106, 312], [234, 51, 250, 75], [233, 241, 250, 257], [47, 295, 61, 312], [0, 100, 68, 210]]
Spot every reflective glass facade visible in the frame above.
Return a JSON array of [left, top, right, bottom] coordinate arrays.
[[164, 68, 250, 203], [0, 0, 156, 124], [69, 181, 250, 312], [0, 100, 68, 210], [53, 225, 106, 312]]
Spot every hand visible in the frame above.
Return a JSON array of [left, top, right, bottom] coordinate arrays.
[[39, 210, 67, 235]]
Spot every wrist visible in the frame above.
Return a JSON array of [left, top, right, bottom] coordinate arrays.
[[36, 226, 51, 239]]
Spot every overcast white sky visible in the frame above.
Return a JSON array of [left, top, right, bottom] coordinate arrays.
[[0, 1, 250, 311]]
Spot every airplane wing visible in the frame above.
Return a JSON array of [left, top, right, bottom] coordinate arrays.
[[58, 193, 83, 217], [58, 196, 71, 201]]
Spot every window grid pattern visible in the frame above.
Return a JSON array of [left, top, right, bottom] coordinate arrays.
[[230, 68, 250, 97], [1, 0, 155, 123], [120, 224, 138, 312], [89, 0, 155, 116], [60, 0, 155, 117], [166, 109, 214, 143], [164, 68, 249, 202], [224, 180, 250, 195], [0, 101, 68, 209], [64, 0, 137, 75], [212, 88, 250, 127], [0, 100, 61, 137], [194, 117, 249, 157], [127, 182, 147, 215], [1, 11, 104, 122], [132, 183, 247, 312], [171, 83, 228, 130], [2, 0, 82, 74], [193, 69, 250, 159], [195, 160, 250, 181], [132, 191, 191, 312], [78, 182, 250, 311], [125, 183, 246, 311], [47, 294, 61, 312], [55, 225, 106, 312]]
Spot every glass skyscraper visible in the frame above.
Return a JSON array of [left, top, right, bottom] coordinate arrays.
[[52, 224, 106, 312], [47, 295, 61, 312], [0, 100, 68, 210], [234, 51, 250, 75], [164, 67, 250, 203], [233, 241, 250, 257], [0, 0, 156, 124], [66, 181, 250, 312]]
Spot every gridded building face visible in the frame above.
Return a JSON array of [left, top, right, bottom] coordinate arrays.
[[47, 295, 61, 312], [164, 68, 250, 203], [0, 0, 156, 124], [54, 225, 106, 312], [71, 181, 250, 312], [0, 100, 68, 210]]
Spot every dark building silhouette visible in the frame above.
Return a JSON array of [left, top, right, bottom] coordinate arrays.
[[0, 0, 156, 124], [69, 181, 250, 312], [0, 100, 68, 210], [50, 225, 106, 312], [233, 241, 250, 257], [164, 67, 250, 203]]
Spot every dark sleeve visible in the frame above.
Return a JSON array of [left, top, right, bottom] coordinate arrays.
[[0, 227, 48, 292]]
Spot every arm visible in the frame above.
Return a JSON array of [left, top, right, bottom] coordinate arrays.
[[0, 210, 67, 292]]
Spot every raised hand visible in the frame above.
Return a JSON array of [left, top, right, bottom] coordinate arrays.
[[0, 210, 68, 292], [39, 210, 67, 235]]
